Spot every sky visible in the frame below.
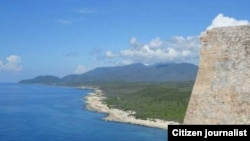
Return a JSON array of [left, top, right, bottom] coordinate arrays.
[[0, 0, 249, 82]]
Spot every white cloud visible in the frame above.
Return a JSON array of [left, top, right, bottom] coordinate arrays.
[[7, 55, 21, 63], [149, 37, 163, 49], [129, 37, 144, 49], [207, 13, 250, 30], [103, 14, 249, 66], [105, 36, 200, 65], [129, 37, 137, 46], [0, 55, 23, 72], [73, 65, 89, 74], [105, 50, 117, 58]]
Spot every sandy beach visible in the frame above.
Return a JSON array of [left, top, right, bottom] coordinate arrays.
[[84, 88, 179, 130]]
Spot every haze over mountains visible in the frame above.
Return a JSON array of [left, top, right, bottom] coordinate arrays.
[[19, 62, 198, 85]]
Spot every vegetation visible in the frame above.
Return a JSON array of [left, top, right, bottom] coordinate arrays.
[[18, 63, 197, 123], [96, 81, 194, 123], [19, 77, 195, 123]]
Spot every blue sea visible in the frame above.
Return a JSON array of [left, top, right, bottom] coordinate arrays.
[[0, 83, 167, 141]]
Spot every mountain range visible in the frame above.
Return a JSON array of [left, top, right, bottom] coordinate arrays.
[[19, 62, 198, 85]]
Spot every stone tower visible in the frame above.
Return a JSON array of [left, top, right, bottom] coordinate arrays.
[[184, 25, 250, 124]]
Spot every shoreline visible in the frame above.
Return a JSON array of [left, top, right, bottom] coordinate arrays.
[[84, 87, 179, 130]]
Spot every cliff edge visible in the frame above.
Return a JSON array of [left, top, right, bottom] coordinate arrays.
[[184, 25, 250, 124]]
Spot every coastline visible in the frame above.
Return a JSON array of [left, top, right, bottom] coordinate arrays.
[[84, 87, 179, 130]]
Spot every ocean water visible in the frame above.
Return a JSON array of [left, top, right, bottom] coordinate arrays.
[[0, 83, 167, 141]]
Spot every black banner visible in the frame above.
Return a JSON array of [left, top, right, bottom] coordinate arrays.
[[168, 125, 250, 140]]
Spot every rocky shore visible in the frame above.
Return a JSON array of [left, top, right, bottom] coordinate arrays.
[[84, 88, 179, 130]]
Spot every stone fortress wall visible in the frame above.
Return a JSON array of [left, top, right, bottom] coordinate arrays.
[[184, 25, 250, 124]]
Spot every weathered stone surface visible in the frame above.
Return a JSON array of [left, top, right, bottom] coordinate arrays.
[[184, 25, 250, 124]]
